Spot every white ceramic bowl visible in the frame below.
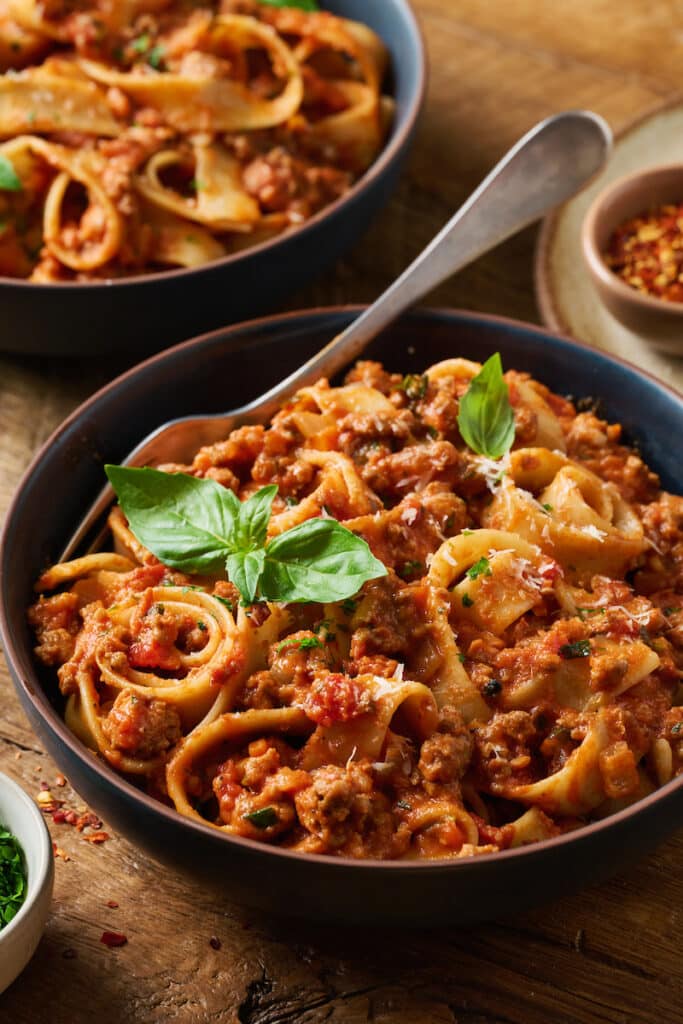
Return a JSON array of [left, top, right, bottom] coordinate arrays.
[[0, 771, 54, 993]]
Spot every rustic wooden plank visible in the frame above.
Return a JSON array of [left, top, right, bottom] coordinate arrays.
[[1, 2, 682, 1022]]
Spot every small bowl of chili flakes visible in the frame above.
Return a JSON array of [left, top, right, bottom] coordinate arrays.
[[581, 163, 683, 354]]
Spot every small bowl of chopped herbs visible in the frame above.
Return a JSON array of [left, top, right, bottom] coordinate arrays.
[[0, 771, 54, 993]]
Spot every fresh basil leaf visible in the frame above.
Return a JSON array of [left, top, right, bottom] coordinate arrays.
[[105, 466, 239, 573], [457, 353, 515, 459], [226, 549, 265, 604], [260, 518, 386, 603], [235, 485, 277, 551], [0, 154, 22, 192], [258, 0, 318, 9]]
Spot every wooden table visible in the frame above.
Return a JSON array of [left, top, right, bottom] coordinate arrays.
[[1, 3, 681, 1021]]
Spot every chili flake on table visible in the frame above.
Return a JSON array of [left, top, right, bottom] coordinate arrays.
[[603, 203, 683, 301]]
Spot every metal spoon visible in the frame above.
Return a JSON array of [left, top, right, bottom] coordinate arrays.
[[61, 109, 611, 561]]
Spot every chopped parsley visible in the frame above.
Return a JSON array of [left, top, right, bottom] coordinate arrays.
[[213, 595, 234, 612], [0, 154, 22, 192], [398, 373, 428, 401], [664, 606, 681, 616], [576, 607, 601, 620], [466, 557, 492, 580], [457, 652, 466, 663], [560, 639, 591, 659], [541, 502, 553, 512], [277, 635, 324, 652], [0, 825, 27, 929], [461, 593, 474, 608], [671, 722, 682, 735], [197, 620, 207, 632], [399, 560, 424, 579], [341, 597, 357, 615], [244, 807, 278, 829], [131, 33, 150, 53], [147, 45, 165, 70]]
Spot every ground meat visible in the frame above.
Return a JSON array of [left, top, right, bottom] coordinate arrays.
[[294, 762, 394, 855], [417, 705, 474, 786], [474, 710, 540, 787], [361, 440, 464, 500], [336, 409, 415, 459], [242, 147, 350, 218], [102, 690, 182, 759], [349, 576, 428, 661], [268, 631, 339, 689], [565, 412, 660, 503], [347, 484, 466, 574], [345, 654, 399, 678], [128, 596, 183, 672], [191, 425, 265, 480], [344, 361, 402, 395], [29, 592, 81, 666], [635, 493, 683, 593], [419, 732, 470, 785]]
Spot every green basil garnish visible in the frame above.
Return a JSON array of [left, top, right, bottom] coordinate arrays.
[[457, 353, 515, 459], [0, 154, 22, 192], [105, 466, 386, 605]]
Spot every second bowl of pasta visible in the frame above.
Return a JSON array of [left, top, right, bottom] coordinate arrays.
[[0, 0, 425, 354]]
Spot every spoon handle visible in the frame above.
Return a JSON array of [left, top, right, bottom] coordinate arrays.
[[237, 109, 611, 424]]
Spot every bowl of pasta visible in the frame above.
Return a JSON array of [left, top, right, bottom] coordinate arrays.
[[2, 307, 682, 926], [0, 0, 424, 355]]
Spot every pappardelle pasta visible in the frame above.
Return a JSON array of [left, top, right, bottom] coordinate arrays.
[[29, 357, 683, 860], [0, 0, 392, 280]]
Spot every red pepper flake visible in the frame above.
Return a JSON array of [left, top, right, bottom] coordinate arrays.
[[40, 780, 50, 791], [604, 203, 683, 302], [52, 841, 70, 862], [76, 811, 102, 832], [106, 900, 119, 909], [55, 773, 67, 787], [100, 931, 127, 948], [209, 936, 222, 950], [83, 831, 110, 844]]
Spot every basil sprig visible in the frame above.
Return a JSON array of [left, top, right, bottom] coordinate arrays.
[[258, 0, 319, 10], [0, 154, 22, 192], [457, 353, 515, 459], [105, 466, 386, 604], [0, 825, 27, 929]]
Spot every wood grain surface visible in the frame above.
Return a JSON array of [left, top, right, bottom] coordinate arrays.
[[1, 3, 682, 1022]]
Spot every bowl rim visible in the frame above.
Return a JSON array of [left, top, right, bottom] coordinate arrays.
[[0, 770, 52, 943], [581, 160, 683, 316], [2, 305, 682, 875], [0, 0, 426, 293]]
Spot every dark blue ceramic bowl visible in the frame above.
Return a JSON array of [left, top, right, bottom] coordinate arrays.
[[0, 0, 425, 356], [2, 308, 682, 926]]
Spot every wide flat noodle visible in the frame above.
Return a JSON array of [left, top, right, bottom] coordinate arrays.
[[79, 15, 304, 133], [0, 64, 121, 136], [136, 142, 259, 231]]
